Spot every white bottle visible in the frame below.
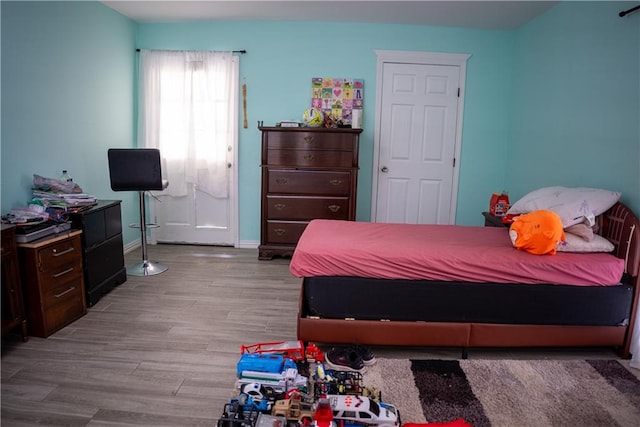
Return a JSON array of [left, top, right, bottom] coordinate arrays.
[[60, 170, 73, 182]]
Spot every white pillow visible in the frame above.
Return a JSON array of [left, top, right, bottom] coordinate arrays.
[[507, 186, 621, 227], [557, 232, 614, 253]]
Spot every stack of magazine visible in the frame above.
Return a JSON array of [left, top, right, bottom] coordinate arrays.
[[31, 173, 97, 214], [32, 190, 97, 208]]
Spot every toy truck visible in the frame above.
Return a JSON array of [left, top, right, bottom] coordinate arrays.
[[237, 354, 308, 394], [217, 401, 260, 427], [237, 354, 298, 376], [231, 393, 272, 414], [240, 341, 325, 363], [328, 395, 400, 427], [237, 367, 308, 394], [271, 396, 316, 424], [310, 365, 381, 402], [255, 413, 287, 427]]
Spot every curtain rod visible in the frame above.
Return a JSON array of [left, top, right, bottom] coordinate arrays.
[[135, 49, 246, 54], [619, 4, 640, 17]]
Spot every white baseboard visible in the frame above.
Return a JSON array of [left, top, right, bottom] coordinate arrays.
[[124, 239, 258, 252], [123, 239, 140, 254], [238, 240, 259, 249]]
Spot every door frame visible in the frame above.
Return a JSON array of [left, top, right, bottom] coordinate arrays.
[[371, 50, 471, 224], [148, 57, 240, 247]]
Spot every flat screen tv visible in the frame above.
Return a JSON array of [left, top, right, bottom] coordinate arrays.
[[107, 148, 164, 191]]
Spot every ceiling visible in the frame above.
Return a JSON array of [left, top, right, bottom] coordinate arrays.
[[102, 1, 559, 30]]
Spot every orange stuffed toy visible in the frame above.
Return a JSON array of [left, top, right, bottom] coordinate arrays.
[[509, 210, 565, 255]]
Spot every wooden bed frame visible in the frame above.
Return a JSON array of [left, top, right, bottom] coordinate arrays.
[[296, 202, 640, 358]]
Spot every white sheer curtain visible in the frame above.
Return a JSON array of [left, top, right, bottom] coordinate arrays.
[[137, 50, 237, 198]]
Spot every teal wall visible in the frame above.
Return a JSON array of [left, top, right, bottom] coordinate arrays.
[[1, 1, 139, 243], [509, 1, 640, 214], [135, 22, 513, 241], [1, 1, 638, 247]]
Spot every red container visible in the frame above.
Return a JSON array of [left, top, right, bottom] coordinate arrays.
[[490, 192, 510, 217]]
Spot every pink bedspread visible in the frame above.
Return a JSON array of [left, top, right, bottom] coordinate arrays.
[[289, 220, 625, 286]]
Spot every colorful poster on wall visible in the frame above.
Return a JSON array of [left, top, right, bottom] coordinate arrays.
[[311, 77, 363, 125]]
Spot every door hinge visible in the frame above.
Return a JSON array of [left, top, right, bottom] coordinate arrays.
[[453, 158, 456, 167], [457, 88, 460, 97]]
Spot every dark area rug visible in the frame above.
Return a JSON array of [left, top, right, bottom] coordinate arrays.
[[363, 359, 640, 427]]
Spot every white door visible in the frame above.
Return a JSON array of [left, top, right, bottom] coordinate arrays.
[[152, 172, 236, 246], [373, 51, 469, 224], [143, 54, 239, 247]]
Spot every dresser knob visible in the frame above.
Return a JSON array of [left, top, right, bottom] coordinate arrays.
[[274, 203, 286, 210], [275, 178, 288, 185], [303, 154, 315, 161], [329, 179, 343, 186], [328, 205, 341, 213], [274, 228, 286, 236], [303, 136, 314, 144]]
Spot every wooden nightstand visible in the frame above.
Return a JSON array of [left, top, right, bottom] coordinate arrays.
[[18, 230, 87, 337], [482, 212, 510, 228]]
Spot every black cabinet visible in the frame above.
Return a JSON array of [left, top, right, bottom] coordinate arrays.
[[70, 200, 126, 306]]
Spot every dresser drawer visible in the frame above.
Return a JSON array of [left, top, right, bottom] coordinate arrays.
[[266, 131, 354, 151], [267, 170, 351, 195], [37, 237, 82, 273], [42, 276, 84, 310], [265, 221, 309, 244], [266, 149, 354, 168], [267, 195, 350, 220]]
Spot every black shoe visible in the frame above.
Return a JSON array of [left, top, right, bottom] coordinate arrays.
[[325, 347, 365, 373], [349, 344, 375, 366]]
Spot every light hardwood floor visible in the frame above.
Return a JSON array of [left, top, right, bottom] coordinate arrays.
[[1, 244, 628, 426]]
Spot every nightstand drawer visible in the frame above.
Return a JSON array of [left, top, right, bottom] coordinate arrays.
[[42, 277, 84, 310], [266, 131, 354, 150], [267, 195, 350, 220], [39, 260, 83, 293], [42, 285, 85, 334], [37, 237, 82, 273], [265, 221, 308, 244], [267, 170, 351, 195]]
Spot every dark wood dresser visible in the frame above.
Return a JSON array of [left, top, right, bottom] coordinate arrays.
[[258, 126, 361, 260], [69, 200, 126, 306], [18, 230, 87, 337], [1, 224, 28, 340]]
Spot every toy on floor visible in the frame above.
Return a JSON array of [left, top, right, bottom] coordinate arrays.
[[403, 421, 472, 427], [241, 340, 325, 363]]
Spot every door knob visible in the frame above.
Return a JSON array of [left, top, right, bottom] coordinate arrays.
[[381, 166, 389, 173]]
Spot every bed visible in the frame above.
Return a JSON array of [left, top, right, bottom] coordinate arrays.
[[290, 202, 640, 358]]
